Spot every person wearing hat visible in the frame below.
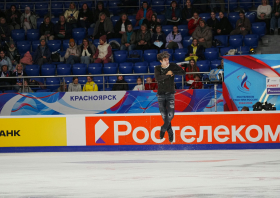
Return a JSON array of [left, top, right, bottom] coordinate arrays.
[[114, 13, 132, 38], [20, 7, 37, 34], [0, 63, 12, 90], [65, 38, 80, 65], [0, 17, 11, 42], [192, 19, 212, 48], [33, 39, 51, 67], [93, 35, 112, 64], [135, 24, 151, 50], [39, 16, 55, 41], [0, 50, 13, 72], [7, 40, 19, 66], [79, 38, 96, 65]]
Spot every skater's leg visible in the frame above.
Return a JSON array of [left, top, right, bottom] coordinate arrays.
[[157, 94, 167, 138], [165, 94, 175, 142]]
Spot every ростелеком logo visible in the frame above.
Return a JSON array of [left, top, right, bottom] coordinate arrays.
[[95, 119, 108, 143], [237, 73, 251, 93]]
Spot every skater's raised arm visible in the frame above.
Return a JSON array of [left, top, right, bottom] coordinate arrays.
[[171, 64, 186, 75]]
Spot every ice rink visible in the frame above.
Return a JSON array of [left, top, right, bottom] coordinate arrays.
[[1, 149, 280, 197]]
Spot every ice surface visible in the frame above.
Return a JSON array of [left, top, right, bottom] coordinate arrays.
[[0, 150, 280, 197]]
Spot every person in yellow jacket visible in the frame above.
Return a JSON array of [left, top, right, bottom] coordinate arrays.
[[64, 2, 79, 28], [83, 76, 98, 91]]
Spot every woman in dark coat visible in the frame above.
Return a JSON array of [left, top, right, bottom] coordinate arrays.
[[114, 13, 132, 38], [78, 3, 94, 29], [5, 5, 21, 31], [216, 12, 232, 35]]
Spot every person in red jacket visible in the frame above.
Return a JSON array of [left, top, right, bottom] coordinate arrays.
[[145, 77, 158, 90], [136, 1, 153, 27], [188, 12, 201, 35], [189, 74, 203, 89], [185, 59, 200, 84]]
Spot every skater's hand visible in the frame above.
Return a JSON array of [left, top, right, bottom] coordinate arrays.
[[166, 71, 173, 76]]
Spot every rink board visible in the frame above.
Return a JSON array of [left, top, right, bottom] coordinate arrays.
[[0, 112, 280, 152]]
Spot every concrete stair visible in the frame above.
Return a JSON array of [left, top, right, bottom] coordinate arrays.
[[255, 30, 280, 54]]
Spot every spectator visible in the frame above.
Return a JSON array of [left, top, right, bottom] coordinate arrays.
[[114, 13, 132, 38], [230, 11, 251, 36], [145, 77, 158, 90], [0, 50, 12, 71], [257, 0, 272, 34], [217, 59, 224, 69], [136, 1, 153, 27], [120, 24, 136, 51], [151, 25, 166, 51], [210, 0, 225, 13], [270, 0, 280, 35], [33, 39, 51, 66], [7, 41, 20, 66], [39, 16, 55, 41], [94, 35, 112, 64], [182, 0, 196, 25], [57, 83, 68, 92], [241, 106, 249, 111], [19, 79, 33, 93], [78, 3, 94, 29], [0, 64, 12, 90], [20, 51, 33, 66], [0, 17, 11, 42], [189, 74, 203, 89], [133, 77, 145, 91], [11, 63, 27, 91], [207, 12, 220, 36], [93, 2, 110, 23], [192, 20, 212, 48], [54, 15, 72, 40], [65, 38, 81, 65], [166, 25, 183, 49], [165, 1, 181, 26], [216, 12, 232, 35], [6, 5, 21, 31], [20, 7, 37, 34], [79, 38, 96, 65], [185, 59, 200, 84], [112, 75, 128, 91], [64, 2, 79, 28], [135, 24, 151, 50], [188, 12, 201, 35], [92, 13, 114, 40], [150, 14, 161, 33], [68, 77, 82, 92], [83, 76, 98, 91], [185, 38, 205, 61]]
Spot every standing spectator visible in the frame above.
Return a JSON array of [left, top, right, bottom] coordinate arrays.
[[207, 12, 220, 36], [57, 83, 68, 92], [270, 0, 280, 35], [230, 11, 251, 36], [39, 16, 55, 41], [19, 79, 33, 93], [185, 59, 200, 84], [92, 13, 114, 40], [0, 50, 12, 71], [120, 24, 136, 51], [93, 2, 111, 23], [136, 1, 153, 27], [65, 39, 80, 65], [165, 1, 181, 26], [7, 41, 20, 66], [0, 18, 11, 42], [94, 35, 112, 64], [192, 20, 212, 48], [68, 77, 82, 92], [188, 12, 201, 35], [6, 5, 21, 31], [78, 3, 94, 29], [257, 0, 272, 34], [11, 63, 27, 91], [79, 38, 96, 65], [54, 15, 72, 40], [135, 24, 151, 50], [189, 74, 203, 89], [145, 77, 158, 90], [151, 25, 166, 51], [216, 12, 232, 35], [114, 13, 132, 38], [166, 26, 183, 49], [112, 75, 128, 91], [182, 0, 196, 25], [133, 77, 145, 91], [64, 2, 79, 28], [20, 7, 37, 34], [0, 63, 12, 90], [83, 76, 98, 91], [33, 39, 51, 67], [185, 39, 205, 61], [150, 14, 161, 33]]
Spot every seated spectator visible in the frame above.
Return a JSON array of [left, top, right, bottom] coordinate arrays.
[[112, 75, 128, 91], [217, 12, 232, 35], [185, 59, 200, 84], [64, 2, 79, 28], [0, 50, 12, 71], [207, 12, 220, 36], [270, 0, 280, 35], [68, 77, 82, 92], [93, 2, 110, 24], [182, 0, 196, 25], [257, 0, 271, 34], [120, 24, 136, 51], [135, 24, 151, 50], [57, 83, 68, 92], [20, 51, 33, 67], [230, 11, 251, 36], [39, 16, 55, 41], [79, 38, 96, 65], [241, 106, 249, 111], [33, 39, 51, 66], [20, 7, 37, 34], [217, 59, 224, 69], [11, 63, 27, 91], [6, 5, 21, 31], [78, 3, 94, 29], [185, 38, 205, 61], [0, 17, 11, 42], [188, 12, 201, 35], [7, 41, 20, 66], [189, 74, 203, 89], [94, 35, 112, 64], [136, 1, 153, 27], [114, 13, 132, 38], [0, 63, 12, 90], [150, 14, 161, 33], [145, 77, 158, 90], [165, 1, 181, 26], [54, 15, 72, 40], [151, 25, 166, 51], [83, 76, 98, 91], [19, 79, 33, 93], [92, 12, 114, 40], [65, 39, 80, 65], [192, 20, 212, 48], [166, 25, 183, 49], [133, 77, 145, 91]]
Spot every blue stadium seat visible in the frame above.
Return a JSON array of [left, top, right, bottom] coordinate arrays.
[[143, 75, 154, 83], [113, 50, 127, 64], [252, 22, 266, 38], [144, 49, 157, 63], [228, 12, 239, 28], [79, 1, 93, 8], [37, 18, 44, 29], [240, 0, 252, 11], [6, 3, 19, 10], [229, 35, 243, 48], [174, 75, 184, 88], [62, 40, 70, 51], [162, 25, 173, 36], [93, 39, 100, 47], [57, 64, 71, 75], [88, 27, 94, 36], [51, 18, 59, 25], [160, 49, 173, 61], [199, 13, 211, 22], [174, 48, 188, 62], [197, 60, 210, 72], [124, 75, 137, 90], [78, 77, 87, 85], [108, 1, 122, 15], [111, 16, 120, 27], [11, 29, 25, 42], [127, 50, 143, 62], [72, 28, 86, 41], [93, 76, 106, 90], [64, 2, 78, 10], [4, 90, 17, 93], [35, 3, 49, 17], [244, 34, 258, 48], [62, 77, 74, 85], [105, 87, 112, 91], [119, 62, 134, 74], [178, 25, 188, 37], [103, 63, 118, 74], [47, 40, 62, 53], [220, 46, 234, 56], [32, 41, 41, 52], [157, 15, 166, 25], [204, 48, 219, 61], [108, 76, 117, 88], [108, 38, 121, 46], [214, 35, 228, 48], [135, 62, 149, 67], [51, 3, 63, 17], [245, 12, 256, 24], [182, 36, 193, 48], [149, 61, 160, 73], [88, 63, 102, 74], [210, 60, 221, 70], [72, 64, 87, 75], [25, 65, 40, 76], [128, 15, 136, 27], [151, 0, 165, 14], [17, 41, 31, 54], [27, 29, 40, 41], [134, 64, 148, 73], [41, 64, 56, 76], [225, 0, 238, 11], [20, 3, 34, 12], [240, 46, 250, 55]]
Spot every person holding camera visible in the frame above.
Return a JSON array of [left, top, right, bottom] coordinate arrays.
[[230, 11, 251, 36]]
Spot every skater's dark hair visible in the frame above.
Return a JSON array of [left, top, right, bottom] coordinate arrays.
[[157, 51, 170, 62], [241, 106, 249, 111]]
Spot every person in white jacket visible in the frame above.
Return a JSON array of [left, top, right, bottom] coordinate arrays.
[[68, 77, 82, 92], [133, 77, 145, 91], [64, 2, 79, 28], [257, 0, 272, 34], [65, 38, 80, 65]]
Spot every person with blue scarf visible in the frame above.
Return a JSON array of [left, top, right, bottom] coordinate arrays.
[[136, 1, 153, 27], [120, 24, 136, 51]]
